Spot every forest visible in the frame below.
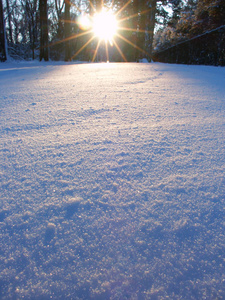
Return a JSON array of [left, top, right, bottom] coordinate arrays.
[[0, 0, 225, 63]]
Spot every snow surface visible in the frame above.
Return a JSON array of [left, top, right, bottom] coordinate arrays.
[[0, 61, 225, 299]]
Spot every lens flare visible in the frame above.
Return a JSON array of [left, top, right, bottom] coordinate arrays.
[[50, 0, 151, 62], [77, 14, 92, 31]]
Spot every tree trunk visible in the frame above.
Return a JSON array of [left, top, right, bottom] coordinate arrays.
[[132, 0, 146, 61], [55, 0, 64, 41], [147, 0, 157, 60], [64, 0, 71, 61], [0, 0, 7, 61], [138, 0, 147, 60], [33, 0, 38, 60], [39, 0, 49, 61], [26, 0, 33, 57], [6, 0, 13, 44]]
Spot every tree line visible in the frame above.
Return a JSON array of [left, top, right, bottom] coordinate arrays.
[[154, 0, 225, 52], [0, 0, 224, 63], [0, 0, 175, 62]]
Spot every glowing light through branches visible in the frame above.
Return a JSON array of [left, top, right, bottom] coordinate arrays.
[[61, 0, 152, 62]]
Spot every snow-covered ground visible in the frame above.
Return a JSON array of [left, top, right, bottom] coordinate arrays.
[[0, 61, 225, 299]]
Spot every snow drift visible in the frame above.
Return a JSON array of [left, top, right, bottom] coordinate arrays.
[[0, 61, 225, 299]]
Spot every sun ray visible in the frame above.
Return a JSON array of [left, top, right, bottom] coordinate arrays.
[[62, 19, 82, 25], [113, 39, 127, 62], [105, 40, 109, 62], [115, 0, 133, 17], [118, 26, 153, 34], [88, 0, 97, 13], [70, 35, 95, 60], [118, 8, 152, 24], [92, 39, 101, 62], [52, 0, 152, 62], [116, 33, 150, 57], [49, 30, 93, 48]]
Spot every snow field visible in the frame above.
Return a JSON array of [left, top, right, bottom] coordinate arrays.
[[0, 61, 225, 299]]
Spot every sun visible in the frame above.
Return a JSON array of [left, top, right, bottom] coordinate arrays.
[[92, 9, 118, 43], [56, 0, 152, 62]]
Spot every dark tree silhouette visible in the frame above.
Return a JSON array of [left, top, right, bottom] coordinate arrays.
[[39, 0, 49, 61], [0, 0, 7, 61], [64, 0, 71, 61]]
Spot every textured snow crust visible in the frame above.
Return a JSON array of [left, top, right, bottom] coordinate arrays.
[[0, 61, 225, 299]]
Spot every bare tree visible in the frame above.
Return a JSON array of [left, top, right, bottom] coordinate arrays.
[[24, 0, 38, 59], [6, 0, 13, 44], [39, 0, 49, 61], [147, 0, 157, 59], [0, 0, 7, 61], [55, 0, 64, 40], [64, 0, 71, 61]]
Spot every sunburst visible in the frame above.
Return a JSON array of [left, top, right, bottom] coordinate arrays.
[[52, 0, 153, 62]]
